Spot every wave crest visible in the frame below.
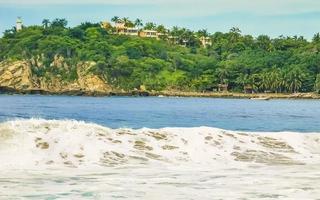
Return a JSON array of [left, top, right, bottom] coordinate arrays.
[[0, 119, 320, 169]]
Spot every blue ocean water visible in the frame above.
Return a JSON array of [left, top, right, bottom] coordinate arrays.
[[0, 95, 319, 132], [1, 95, 320, 200]]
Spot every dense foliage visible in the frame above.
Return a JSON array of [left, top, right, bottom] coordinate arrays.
[[1, 18, 320, 93]]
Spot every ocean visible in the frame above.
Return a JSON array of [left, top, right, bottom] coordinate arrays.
[[0, 95, 319, 199]]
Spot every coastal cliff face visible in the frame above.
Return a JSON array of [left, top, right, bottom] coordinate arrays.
[[0, 61, 33, 90], [1, 59, 319, 99], [0, 59, 111, 95]]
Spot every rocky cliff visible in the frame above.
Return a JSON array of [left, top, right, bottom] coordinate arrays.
[[0, 59, 112, 95]]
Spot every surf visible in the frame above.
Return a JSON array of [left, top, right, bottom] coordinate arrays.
[[0, 118, 319, 169]]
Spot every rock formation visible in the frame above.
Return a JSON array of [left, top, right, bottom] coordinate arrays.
[[0, 59, 112, 95]]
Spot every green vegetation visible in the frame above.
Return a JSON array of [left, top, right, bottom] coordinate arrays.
[[1, 17, 320, 93]]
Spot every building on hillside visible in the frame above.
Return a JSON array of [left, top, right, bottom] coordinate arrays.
[[183, 39, 189, 46], [125, 28, 139, 36], [101, 21, 112, 30], [115, 21, 126, 29], [114, 21, 126, 34], [114, 21, 139, 36], [168, 36, 179, 44], [16, 17, 23, 32], [200, 36, 212, 47], [139, 30, 158, 38], [157, 32, 168, 39]]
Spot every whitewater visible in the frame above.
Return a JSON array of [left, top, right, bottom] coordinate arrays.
[[0, 119, 320, 199]]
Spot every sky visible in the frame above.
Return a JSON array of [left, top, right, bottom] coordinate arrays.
[[0, 0, 320, 39]]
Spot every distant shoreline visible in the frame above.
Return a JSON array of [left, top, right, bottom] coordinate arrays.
[[1, 87, 320, 99], [153, 91, 320, 99]]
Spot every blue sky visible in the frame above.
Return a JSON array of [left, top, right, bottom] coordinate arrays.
[[0, 0, 320, 39]]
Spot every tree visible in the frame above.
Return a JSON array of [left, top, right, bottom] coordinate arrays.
[[111, 16, 120, 23], [3, 27, 16, 38], [216, 67, 229, 84], [269, 68, 281, 92], [286, 65, 306, 93], [42, 19, 50, 29], [313, 33, 320, 43], [144, 22, 157, 30], [69, 27, 85, 40], [259, 71, 272, 92], [170, 28, 199, 47], [170, 26, 180, 36], [122, 17, 134, 27], [256, 35, 273, 52], [134, 18, 143, 29], [85, 27, 102, 40], [315, 74, 320, 93], [236, 74, 251, 90], [278, 69, 288, 93], [78, 22, 100, 30], [1, 18, 320, 94], [156, 25, 167, 33], [230, 27, 241, 34], [51, 18, 68, 28], [197, 29, 209, 37]]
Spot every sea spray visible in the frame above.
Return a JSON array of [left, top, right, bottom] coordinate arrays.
[[0, 119, 320, 169], [1, 119, 320, 199]]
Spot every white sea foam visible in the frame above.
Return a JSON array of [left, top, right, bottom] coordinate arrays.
[[0, 118, 320, 169], [0, 119, 320, 199]]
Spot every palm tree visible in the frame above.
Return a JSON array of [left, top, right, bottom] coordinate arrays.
[[134, 18, 143, 29], [156, 25, 168, 40], [269, 68, 281, 92], [122, 17, 129, 23], [42, 19, 50, 29], [216, 67, 229, 84], [259, 71, 272, 92], [51, 18, 68, 28], [250, 74, 262, 92], [167, 26, 180, 44], [286, 66, 305, 93], [197, 29, 209, 37], [170, 26, 180, 37], [179, 28, 190, 46], [156, 25, 167, 33], [229, 27, 241, 43], [236, 74, 251, 89], [278, 69, 288, 93], [257, 35, 273, 52], [122, 17, 134, 27], [314, 74, 320, 93], [111, 16, 120, 23], [313, 33, 320, 43], [144, 22, 157, 30]]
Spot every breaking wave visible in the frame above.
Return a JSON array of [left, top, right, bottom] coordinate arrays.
[[0, 119, 320, 169]]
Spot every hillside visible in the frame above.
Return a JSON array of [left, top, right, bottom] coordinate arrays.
[[1, 18, 320, 95]]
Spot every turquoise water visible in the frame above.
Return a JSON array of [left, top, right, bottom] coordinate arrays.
[[0, 95, 319, 132]]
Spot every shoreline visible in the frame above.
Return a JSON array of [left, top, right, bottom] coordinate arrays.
[[1, 87, 320, 99], [153, 91, 320, 99]]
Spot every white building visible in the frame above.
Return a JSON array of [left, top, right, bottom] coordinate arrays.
[[114, 22, 139, 36], [139, 30, 158, 38], [16, 17, 23, 32], [200, 36, 212, 47], [125, 28, 139, 36]]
